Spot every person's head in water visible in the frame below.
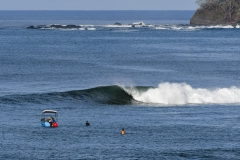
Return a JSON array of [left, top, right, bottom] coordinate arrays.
[[86, 121, 90, 126], [121, 128, 126, 134]]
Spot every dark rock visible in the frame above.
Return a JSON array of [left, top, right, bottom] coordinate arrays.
[[50, 24, 63, 28], [65, 25, 81, 28], [50, 24, 81, 29], [114, 22, 122, 25], [27, 25, 49, 29], [27, 25, 35, 29], [190, 0, 240, 25]]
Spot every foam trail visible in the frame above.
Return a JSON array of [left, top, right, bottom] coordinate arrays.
[[124, 83, 240, 105]]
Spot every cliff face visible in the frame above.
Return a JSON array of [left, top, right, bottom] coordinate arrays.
[[190, 0, 240, 25]]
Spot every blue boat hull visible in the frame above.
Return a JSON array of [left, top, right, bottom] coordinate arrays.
[[41, 122, 50, 127]]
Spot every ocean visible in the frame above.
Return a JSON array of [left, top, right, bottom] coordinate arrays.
[[1, 10, 240, 159]]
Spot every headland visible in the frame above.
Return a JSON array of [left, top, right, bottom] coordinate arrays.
[[190, 0, 240, 25]]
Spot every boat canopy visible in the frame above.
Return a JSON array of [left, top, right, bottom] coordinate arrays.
[[42, 110, 57, 114]]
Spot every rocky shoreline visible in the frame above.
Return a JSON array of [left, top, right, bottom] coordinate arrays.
[[190, 0, 240, 25], [27, 24, 82, 29]]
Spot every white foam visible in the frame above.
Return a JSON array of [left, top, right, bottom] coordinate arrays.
[[155, 25, 236, 31], [86, 28, 96, 30], [59, 28, 78, 31], [133, 21, 145, 26], [155, 25, 200, 31], [123, 82, 240, 105], [206, 25, 234, 29], [80, 25, 92, 27], [155, 26, 169, 30], [39, 28, 54, 30], [104, 25, 132, 28]]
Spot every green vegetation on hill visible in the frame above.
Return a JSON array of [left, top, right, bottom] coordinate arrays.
[[191, 0, 240, 25]]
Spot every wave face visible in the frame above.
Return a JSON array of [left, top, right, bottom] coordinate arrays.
[[64, 85, 134, 105], [2, 83, 240, 106], [0, 85, 134, 105]]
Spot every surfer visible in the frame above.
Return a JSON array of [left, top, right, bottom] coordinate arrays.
[[86, 121, 90, 126], [121, 128, 126, 135]]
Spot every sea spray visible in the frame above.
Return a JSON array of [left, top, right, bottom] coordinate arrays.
[[124, 83, 240, 105]]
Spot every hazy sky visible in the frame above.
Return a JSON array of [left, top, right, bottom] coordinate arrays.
[[0, 0, 199, 10]]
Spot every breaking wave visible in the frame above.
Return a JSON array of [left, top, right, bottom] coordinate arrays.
[[125, 83, 240, 105], [1, 83, 240, 106], [26, 21, 240, 31]]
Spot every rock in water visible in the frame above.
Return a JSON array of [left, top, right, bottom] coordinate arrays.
[[114, 22, 122, 25], [190, 0, 240, 25]]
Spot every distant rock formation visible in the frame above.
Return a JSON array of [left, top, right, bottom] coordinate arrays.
[[114, 22, 122, 25], [27, 25, 49, 29], [190, 0, 240, 25], [27, 24, 81, 29]]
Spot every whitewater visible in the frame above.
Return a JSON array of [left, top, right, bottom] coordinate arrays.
[[124, 83, 240, 105]]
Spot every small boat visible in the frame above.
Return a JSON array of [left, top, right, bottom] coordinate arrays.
[[41, 110, 58, 128]]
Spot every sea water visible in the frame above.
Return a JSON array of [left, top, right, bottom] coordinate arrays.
[[0, 11, 240, 159]]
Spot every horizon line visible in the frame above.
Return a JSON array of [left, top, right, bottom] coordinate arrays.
[[0, 9, 196, 11]]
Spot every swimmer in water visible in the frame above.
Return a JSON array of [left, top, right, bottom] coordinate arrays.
[[121, 128, 126, 135], [86, 121, 90, 126]]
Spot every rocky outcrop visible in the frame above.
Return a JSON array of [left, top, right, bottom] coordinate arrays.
[[190, 0, 240, 25], [114, 22, 122, 25], [27, 24, 82, 29], [27, 25, 49, 29]]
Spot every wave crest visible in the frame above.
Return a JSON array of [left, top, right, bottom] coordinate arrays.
[[126, 83, 240, 105]]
